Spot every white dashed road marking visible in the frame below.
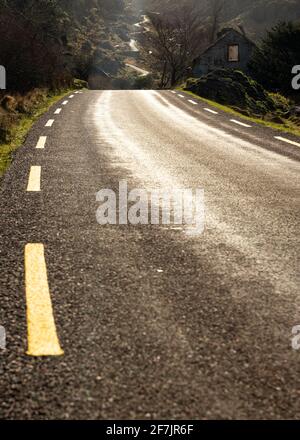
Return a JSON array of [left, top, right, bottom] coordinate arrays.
[[274, 136, 300, 148], [36, 136, 47, 149], [27, 166, 41, 192], [230, 119, 252, 128], [54, 108, 62, 115], [45, 119, 54, 127], [204, 108, 218, 115], [69, 95, 74, 98], [168, 94, 300, 149], [62, 100, 68, 105]]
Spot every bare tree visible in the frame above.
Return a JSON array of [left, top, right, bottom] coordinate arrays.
[[147, 5, 208, 88], [209, 0, 225, 44]]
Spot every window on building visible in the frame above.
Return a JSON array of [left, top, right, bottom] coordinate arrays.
[[228, 45, 239, 62]]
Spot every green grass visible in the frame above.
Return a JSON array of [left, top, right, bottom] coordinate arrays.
[[177, 88, 300, 138], [0, 89, 72, 177]]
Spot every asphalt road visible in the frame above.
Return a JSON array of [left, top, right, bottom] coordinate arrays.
[[0, 90, 299, 419]]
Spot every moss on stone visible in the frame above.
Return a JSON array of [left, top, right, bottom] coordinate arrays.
[[184, 69, 289, 117]]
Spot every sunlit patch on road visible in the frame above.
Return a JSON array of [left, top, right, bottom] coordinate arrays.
[[96, 181, 205, 234]]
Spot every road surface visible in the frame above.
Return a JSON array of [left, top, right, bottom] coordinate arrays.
[[129, 39, 139, 52], [126, 63, 150, 77], [0, 90, 299, 419]]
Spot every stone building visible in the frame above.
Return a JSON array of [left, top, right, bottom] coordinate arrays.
[[192, 28, 256, 77]]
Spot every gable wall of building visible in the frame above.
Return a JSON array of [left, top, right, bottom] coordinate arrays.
[[193, 31, 255, 77]]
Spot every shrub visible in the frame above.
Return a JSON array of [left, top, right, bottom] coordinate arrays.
[[249, 21, 300, 95], [74, 79, 88, 90], [1, 96, 17, 112], [0, 88, 50, 143], [184, 69, 291, 118], [132, 75, 154, 90], [0, 1, 72, 92], [268, 93, 291, 114], [0, 110, 18, 142]]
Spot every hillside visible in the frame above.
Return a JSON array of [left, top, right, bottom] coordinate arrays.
[[225, 0, 300, 40], [0, 0, 135, 155], [0, 0, 137, 91], [130, 0, 300, 40]]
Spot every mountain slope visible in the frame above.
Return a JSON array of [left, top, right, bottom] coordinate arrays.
[[131, 0, 300, 40]]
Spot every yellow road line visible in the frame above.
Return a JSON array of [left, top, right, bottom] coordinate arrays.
[[26, 166, 41, 192], [24, 244, 64, 356]]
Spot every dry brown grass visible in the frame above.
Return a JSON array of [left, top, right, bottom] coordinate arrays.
[[0, 89, 49, 143]]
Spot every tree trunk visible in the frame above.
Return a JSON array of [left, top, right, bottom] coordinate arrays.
[[170, 68, 177, 87]]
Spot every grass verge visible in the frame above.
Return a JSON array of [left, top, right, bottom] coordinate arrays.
[[0, 89, 72, 178], [177, 88, 300, 138]]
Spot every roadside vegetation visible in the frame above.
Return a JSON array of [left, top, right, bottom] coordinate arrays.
[[0, 0, 123, 176], [180, 88, 300, 138], [0, 87, 80, 177], [182, 68, 300, 137], [249, 21, 300, 97]]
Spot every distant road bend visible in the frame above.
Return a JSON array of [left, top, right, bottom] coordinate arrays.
[[0, 89, 299, 419]]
